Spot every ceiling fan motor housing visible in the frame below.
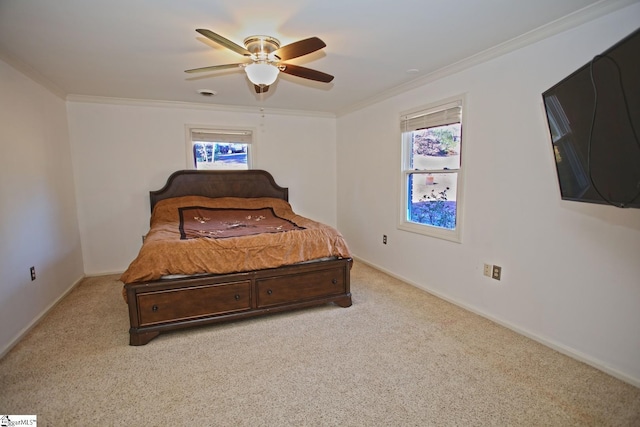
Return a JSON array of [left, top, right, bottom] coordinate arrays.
[[244, 36, 281, 61]]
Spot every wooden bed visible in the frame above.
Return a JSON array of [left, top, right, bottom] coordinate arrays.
[[122, 169, 353, 345]]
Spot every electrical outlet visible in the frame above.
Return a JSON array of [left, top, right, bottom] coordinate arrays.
[[492, 265, 502, 281], [383, 235, 387, 245], [30, 266, 36, 281], [483, 263, 491, 277]]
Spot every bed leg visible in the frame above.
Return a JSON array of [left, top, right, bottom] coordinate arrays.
[[334, 294, 352, 308], [129, 329, 160, 346]]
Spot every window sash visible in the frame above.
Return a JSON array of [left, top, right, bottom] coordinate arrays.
[[406, 171, 459, 230]]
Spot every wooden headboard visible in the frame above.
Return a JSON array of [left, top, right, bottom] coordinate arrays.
[[149, 170, 289, 213]]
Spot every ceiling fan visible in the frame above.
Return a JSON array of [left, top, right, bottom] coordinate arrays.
[[185, 29, 334, 94]]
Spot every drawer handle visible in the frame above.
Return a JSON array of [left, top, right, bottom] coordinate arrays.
[[332, 278, 338, 284], [152, 304, 159, 312], [267, 289, 273, 295], [234, 294, 241, 300]]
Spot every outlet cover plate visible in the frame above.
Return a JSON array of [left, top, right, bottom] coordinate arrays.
[[492, 265, 502, 280], [483, 263, 491, 277]]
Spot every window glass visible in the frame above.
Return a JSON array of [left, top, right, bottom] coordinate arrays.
[[193, 142, 248, 170], [407, 172, 458, 230], [188, 128, 252, 170], [410, 125, 461, 170]]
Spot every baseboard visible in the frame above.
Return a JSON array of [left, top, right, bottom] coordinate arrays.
[[0, 274, 85, 359], [85, 270, 124, 277], [352, 256, 640, 389]]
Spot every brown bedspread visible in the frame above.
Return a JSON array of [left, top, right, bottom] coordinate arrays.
[[120, 196, 351, 283], [179, 206, 304, 239]]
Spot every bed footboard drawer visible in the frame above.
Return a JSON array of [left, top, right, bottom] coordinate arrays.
[[137, 280, 251, 326], [256, 266, 346, 308]]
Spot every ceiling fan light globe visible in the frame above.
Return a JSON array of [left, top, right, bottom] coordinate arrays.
[[245, 63, 279, 86]]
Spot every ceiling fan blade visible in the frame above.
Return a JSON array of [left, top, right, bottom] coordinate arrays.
[[254, 85, 269, 94], [280, 63, 334, 83], [185, 63, 245, 73], [273, 37, 326, 61], [195, 29, 252, 56]]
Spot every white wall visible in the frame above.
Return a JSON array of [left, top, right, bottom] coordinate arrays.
[[66, 101, 337, 275], [337, 4, 640, 385], [0, 59, 84, 355]]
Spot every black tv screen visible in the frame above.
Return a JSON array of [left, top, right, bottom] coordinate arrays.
[[542, 27, 640, 208]]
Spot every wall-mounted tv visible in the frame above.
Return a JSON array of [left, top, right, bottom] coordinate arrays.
[[542, 27, 640, 208]]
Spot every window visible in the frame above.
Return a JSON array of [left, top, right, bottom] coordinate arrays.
[[399, 96, 465, 242], [187, 127, 253, 170]]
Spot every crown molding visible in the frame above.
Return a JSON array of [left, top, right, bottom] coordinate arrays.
[[65, 95, 336, 119], [0, 46, 67, 100], [335, 0, 639, 117]]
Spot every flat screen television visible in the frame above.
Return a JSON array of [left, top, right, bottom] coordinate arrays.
[[542, 27, 640, 208]]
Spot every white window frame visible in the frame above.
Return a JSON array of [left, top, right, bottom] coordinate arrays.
[[185, 125, 255, 170], [398, 94, 466, 243]]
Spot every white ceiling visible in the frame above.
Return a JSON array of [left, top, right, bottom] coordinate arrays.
[[0, 0, 632, 115]]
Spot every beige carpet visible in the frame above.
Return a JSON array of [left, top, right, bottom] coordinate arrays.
[[1, 262, 639, 426]]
